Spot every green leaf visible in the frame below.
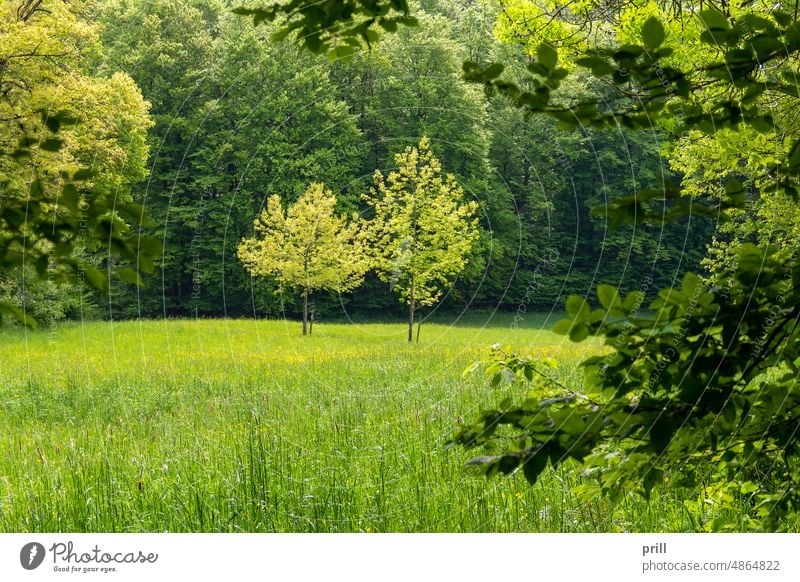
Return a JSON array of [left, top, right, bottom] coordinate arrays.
[[44, 115, 61, 133], [536, 43, 557, 70], [569, 323, 590, 342], [622, 291, 645, 311], [60, 183, 80, 211], [523, 366, 534, 382], [698, 9, 731, 45], [497, 454, 520, 475], [787, 139, 800, 173], [378, 18, 397, 32], [485, 62, 505, 79], [29, 178, 44, 198], [0, 301, 37, 328], [82, 265, 109, 292], [698, 9, 731, 31], [232, 7, 274, 26], [575, 56, 614, 76], [552, 318, 572, 335], [522, 451, 548, 485], [641, 17, 665, 49], [597, 284, 621, 310], [137, 237, 163, 258], [116, 268, 143, 286], [73, 168, 94, 181], [329, 45, 356, 61], [724, 177, 744, 194], [565, 295, 590, 321]]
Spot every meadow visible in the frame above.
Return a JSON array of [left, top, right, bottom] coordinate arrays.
[[0, 314, 696, 532]]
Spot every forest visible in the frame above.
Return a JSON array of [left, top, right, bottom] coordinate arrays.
[[0, 0, 716, 324]]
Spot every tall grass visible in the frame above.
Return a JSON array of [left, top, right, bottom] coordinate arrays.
[[0, 315, 694, 532]]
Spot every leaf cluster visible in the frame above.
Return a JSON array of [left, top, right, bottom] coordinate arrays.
[[237, 182, 369, 295], [233, 0, 418, 59], [364, 137, 480, 308], [451, 243, 800, 530], [1, 113, 161, 326]]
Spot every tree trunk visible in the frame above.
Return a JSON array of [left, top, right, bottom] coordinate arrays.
[[302, 290, 309, 336], [408, 299, 415, 343], [407, 275, 415, 343], [416, 311, 422, 343]]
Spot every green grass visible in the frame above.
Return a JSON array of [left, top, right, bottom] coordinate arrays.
[[0, 314, 693, 532]]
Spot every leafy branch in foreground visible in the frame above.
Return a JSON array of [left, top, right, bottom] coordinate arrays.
[[450, 244, 800, 531], [445, 9, 800, 531], [233, 0, 418, 59], [1, 113, 161, 326]]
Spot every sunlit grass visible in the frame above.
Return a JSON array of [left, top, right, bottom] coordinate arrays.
[[0, 314, 694, 532]]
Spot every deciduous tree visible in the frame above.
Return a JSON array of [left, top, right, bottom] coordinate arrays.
[[364, 137, 479, 342], [237, 182, 368, 334], [0, 0, 158, 324]]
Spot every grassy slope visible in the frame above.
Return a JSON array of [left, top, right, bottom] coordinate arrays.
[[0, 315, 688, 532]]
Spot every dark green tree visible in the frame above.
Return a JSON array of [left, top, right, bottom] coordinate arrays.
[[99, 1, 363, 318]]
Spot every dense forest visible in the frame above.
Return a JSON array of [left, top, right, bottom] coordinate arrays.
[[0, 0, 717, 324]]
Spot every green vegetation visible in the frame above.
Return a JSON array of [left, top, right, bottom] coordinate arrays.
[[2, 0, 705, 321], [2, 0, 800, 533], [0, 317, 722, 532], [365, 137, 480, 342], [446, 4, 800, 530], [238, 183, 369, 335]]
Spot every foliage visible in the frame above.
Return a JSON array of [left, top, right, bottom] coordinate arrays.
[[238, 182, 369, 334], [0, 0, 160, 325], [444, 7, 800, 530], [452, 248, 800, 530], [233, 0, 418, 59], [39, 0, 703, 322], [364, 137, 480, 341]]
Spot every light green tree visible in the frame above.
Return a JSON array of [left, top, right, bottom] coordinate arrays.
[[237, 183, 368, 335], [0, 0, 157, 324], [365, 137, 479, 342]]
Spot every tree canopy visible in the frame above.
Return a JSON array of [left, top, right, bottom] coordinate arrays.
[[365, 137, 480, 341], [238, 182, 368, 334], [0, 0, 159, 324]]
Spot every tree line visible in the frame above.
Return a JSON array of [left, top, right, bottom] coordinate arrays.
[[0, 0, 714, 326]]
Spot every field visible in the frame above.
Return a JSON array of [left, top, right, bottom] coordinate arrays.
[[0, 315, 692, 532]]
